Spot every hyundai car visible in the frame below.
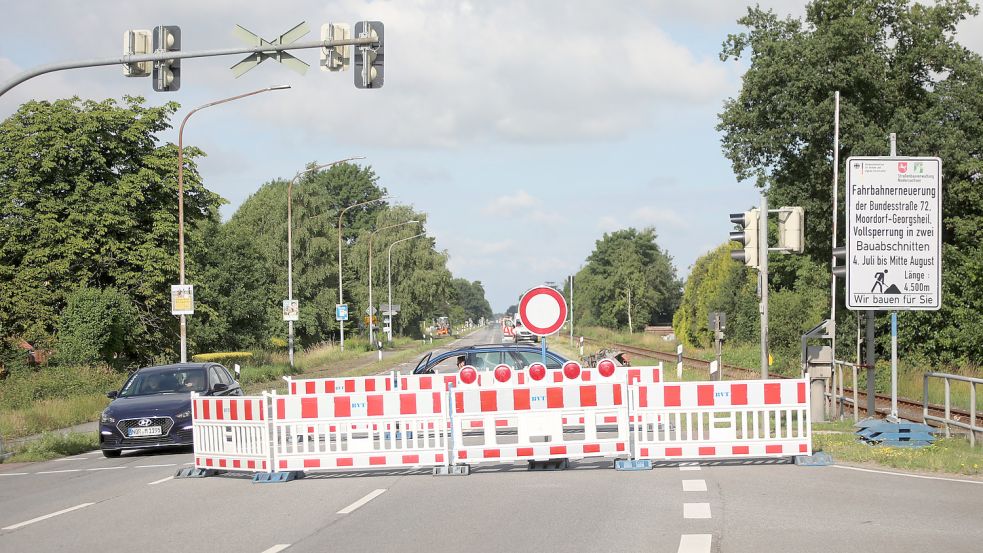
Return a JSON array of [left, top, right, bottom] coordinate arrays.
[[99, 363, 242, 458], [412, 344, 567, 374]]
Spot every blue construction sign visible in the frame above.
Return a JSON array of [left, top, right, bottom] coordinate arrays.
[[336, 304, 349, 321]]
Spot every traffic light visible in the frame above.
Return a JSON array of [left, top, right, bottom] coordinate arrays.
[[320, 23, 351, 71], [353, 21, 384, 88], [729, 208, 760, 268], [123, 30, 152, 77], [152, 26, 181, 92], [777, 206, 804, 253], [832, 246, 847, 279]]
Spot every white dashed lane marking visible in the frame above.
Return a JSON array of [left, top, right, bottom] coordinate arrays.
[[135, 463, 177, 468], [148, 476, 174, 486], [86, 467, 126, 472], [677, 534, 712, 553], [682, 479, 707, 492], [683, 503, 712, 519], [260, 545, 291, 553], [679, 464, 702, 471], [35, 469, 81, 475], [337, 489, 387, 514], [2, 502, 94, 531]]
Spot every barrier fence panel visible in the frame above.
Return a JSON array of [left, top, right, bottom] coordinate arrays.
[[284, 373, 395, 395], [631, 379, 811, 460], [270, 390, 449, 472], [192, 394, 271, 472], [451, 382, 630, 465]]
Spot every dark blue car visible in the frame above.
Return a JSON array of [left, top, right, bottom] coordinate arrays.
[[99, 363, 242, 458]]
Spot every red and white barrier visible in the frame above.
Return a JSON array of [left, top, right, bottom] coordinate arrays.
[[451, 382, 629, 464], [191, 394, 271, 472], [630, 379, 812, 460], [269, 390, 450, 472], [283, 374, 395, 395]]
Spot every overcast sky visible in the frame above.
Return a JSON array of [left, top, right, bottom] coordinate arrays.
[[3, 1, 981, 312]]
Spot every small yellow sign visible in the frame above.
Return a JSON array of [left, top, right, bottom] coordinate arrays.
[[171, 285, 194, 315], [768, 353, 774, 366]]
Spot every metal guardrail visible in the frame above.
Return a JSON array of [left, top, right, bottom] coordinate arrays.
[[923, 372, 981, 447], [829, 360, 860, 422]]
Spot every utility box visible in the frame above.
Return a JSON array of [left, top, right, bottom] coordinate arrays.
[[806, 345, 833, 378]]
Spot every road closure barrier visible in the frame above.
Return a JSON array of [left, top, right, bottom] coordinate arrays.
[[189, 365, 811, 480], [191, 394, 271, 471], [631, 379, 811, 460]]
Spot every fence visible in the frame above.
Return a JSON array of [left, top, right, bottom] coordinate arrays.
[[923, 372, 982, 447], [191, 365, 812, 477]]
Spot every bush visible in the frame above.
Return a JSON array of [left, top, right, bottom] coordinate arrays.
[[56, 286, 138, 367], [191, 351, 254, 366], [0, 364, 123, 410]]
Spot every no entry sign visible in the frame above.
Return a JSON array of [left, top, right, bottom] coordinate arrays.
[[518, 286, 568, 336]]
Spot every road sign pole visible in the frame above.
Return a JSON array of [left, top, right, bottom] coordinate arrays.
[[759, 192, 769, 380], [889, 133, 898, 421], [542, 337, 547, 365]]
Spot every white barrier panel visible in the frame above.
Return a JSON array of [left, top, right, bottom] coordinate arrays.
[[192, 394, 271, 472], [284, 374, 395, 395], [631, 379, 811, 460], [451, 382, 630, 464], [270, 390, 449, 472]]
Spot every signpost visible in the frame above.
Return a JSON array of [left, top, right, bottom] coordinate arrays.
[[282, 300, 299, 321], [518, 285, 569, 364], [846, 155, 942, 419]]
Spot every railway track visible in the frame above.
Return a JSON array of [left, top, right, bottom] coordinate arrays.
[[584, 338, 982, 429]]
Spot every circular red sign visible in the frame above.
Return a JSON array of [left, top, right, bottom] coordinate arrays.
[[528, 363, 546, 381], [597, 359, 616, 377], [459, 366, 477, 384], [518, 286, 568, 336], [562, 361, 581, 380], [494, 364, 512, 383]]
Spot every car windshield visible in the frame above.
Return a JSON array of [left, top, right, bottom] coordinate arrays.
[[119, 368, 207, 397]]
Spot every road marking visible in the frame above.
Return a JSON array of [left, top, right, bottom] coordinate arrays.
[[677, 534, 712, 553], [148, 476, 174, 486], [683, 503, 711, 519], [337, 489, 387, 514], [135, 463, 177, 468], [86, 467, 126, 472], [2, 503, 94, 530], [832, 464, 983, 485], [0, 473, 28, 476], [679, 465, 702, 471], [53, 457, 89, 462], [35, 469, 81, 474], [682, 479, 707, 492], [260, 545, 291, 553]]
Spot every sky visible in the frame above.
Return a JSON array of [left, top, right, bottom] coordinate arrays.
[[3, 1, 982, 312]]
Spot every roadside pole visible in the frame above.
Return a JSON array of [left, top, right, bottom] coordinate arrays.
[[759, 192, 769, 379], [889, 132, 898, 420]]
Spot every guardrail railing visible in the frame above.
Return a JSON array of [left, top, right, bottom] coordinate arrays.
[[923, 372, 981, 447], [829, 360, 860, 422]]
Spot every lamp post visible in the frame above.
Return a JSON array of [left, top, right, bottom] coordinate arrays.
[[176, 84, 290, 363], [387, 232, 425, 343], [367, 220, 419, 346], [286, 156, 364, 368], [338, 196, 388, 352]]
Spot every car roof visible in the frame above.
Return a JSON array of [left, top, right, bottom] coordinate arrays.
[[415, 344, 567, 373], [135, 363, 211, 373]]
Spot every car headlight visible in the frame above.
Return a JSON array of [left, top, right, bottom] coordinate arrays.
[[100, 410, 115, 424], [175, 409, 192, 419]]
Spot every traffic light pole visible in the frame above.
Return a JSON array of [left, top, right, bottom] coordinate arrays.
[[759, 193, 769, 379], [0, 36, 378, 98]]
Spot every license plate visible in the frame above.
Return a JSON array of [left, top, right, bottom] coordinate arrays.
[[128, 426, 162, 437]]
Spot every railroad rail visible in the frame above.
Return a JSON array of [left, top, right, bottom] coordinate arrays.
[[583, 338, 982, 430]]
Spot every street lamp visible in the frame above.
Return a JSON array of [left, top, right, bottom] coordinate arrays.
[[386, 232, 425, 343], [338, 196, 388, 352], [367, 220, 419, 346], [286, 156, 365, 368], [176, 84, 290, 363]]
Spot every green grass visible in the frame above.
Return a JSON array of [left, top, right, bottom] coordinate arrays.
[[5, 432, 99, 463], [812, 422, 983, 476], [0, 394, 109, 440]]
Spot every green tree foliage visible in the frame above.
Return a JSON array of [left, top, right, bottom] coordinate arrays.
[[574, 228, 682, 332], [0, 97, 219, 363], [673, 244, 758, 348], [450, 279, 494, 325], [718, 0, 983, 364], [56, 286, 138, 366]]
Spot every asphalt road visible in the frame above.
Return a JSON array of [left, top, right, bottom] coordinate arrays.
[[3, 325, 982, 553]]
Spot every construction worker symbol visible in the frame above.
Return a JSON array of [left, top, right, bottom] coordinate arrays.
[[870, 269, 901, 294]]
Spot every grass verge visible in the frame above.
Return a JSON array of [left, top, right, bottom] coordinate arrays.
[[813, 421, 983, 476], [5, 432, 99, 463]]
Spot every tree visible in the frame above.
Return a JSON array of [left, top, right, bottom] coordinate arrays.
[[0, 96, 220, 364], [574, 228, 682, 332], [718, 0, 983, 364]]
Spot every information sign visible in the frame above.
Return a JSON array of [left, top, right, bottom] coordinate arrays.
[[170, 285, 194, 315], [846, 157, 941, 310]]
